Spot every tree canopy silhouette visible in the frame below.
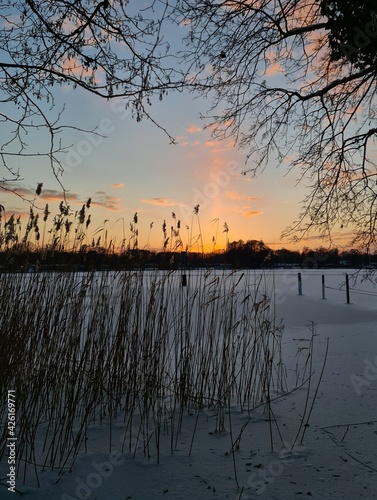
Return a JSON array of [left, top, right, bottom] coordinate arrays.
[[321, 0, 377, 68]]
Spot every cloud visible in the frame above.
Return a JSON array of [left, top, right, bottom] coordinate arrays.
[[228, 204, 263, 218], [292, 231, 355, 247], [0, 208, 29, 219], [186, 124, 202, 134], [203, 139, 234, 153], [141, 197, 178, 207], [41, 188, 120, 212], [178, 139, 201, 148], [225, 191, 260, 201], [41, 190, 80, 203], [179, 18, 191, 26], [112, 183, 124, 189], [2, 184, 80, 204], [243, 210, 263, 218], [2, 184, 121, 212], [62, 56, 95, 78], [264, 62, 284, 76], [1, 185, 34, 198], [91, 194, 122, 212]]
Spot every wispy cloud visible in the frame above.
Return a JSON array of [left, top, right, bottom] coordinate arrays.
[[41, 190, 80, 203], [264, 62, 284, 76], [178, 139, 201, 148], [3, 184, 80, 203], [226, 191, 260, 201], [203, 139, 234, 152], [3, 184, 122, 217], [186, 124, 202, 134], [292, 231, 354, 247], [243, 210, 263, 218], [112, 183, 124, 188], [141, 197, 178, 207], [0, 208, 30, 219], [43, 189, 121, 212], [92, 192, 122, 211], [228, 203, 263, 218]]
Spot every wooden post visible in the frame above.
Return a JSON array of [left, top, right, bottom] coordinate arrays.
[[298, 272, 302, 295], [322, 274, 326, 299], [345, 273, 350, 304], [181, 251, 188, 287]]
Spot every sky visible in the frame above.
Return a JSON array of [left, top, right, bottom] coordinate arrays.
[[0, 5, 356, 254], [2, 83, 320, 253]]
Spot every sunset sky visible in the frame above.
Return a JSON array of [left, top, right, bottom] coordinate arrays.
[[1, 2, 371, 254], [1, 67, 350, 253]]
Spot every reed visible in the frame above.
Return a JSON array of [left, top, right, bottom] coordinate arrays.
[[0, 268, 315, 488]]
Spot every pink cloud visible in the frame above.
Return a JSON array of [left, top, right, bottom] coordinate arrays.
[[203, 139, 234, 152], [186, 124, 202, 134], [265, 62, 284, 76], [41, 191, 80, 203], [112, 183, 124, 188]]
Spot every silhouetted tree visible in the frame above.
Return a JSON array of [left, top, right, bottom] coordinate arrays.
[[172, 0, 377, 249], [321, 0, 377, 68], [227, 239, 271, 267]]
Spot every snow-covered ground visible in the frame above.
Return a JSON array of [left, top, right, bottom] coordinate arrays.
[[1, 269, 377, 499]]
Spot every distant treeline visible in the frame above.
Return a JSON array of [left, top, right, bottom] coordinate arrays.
[[0, 239, 375, 272]]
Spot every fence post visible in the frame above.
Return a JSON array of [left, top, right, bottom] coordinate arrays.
[[322, 274, 326, 299], [181, 251, 187, 287], [345, 273, 350, 304], [298, 272, 302, 295]]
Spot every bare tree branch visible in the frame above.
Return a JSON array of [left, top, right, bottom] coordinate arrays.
[[172, 0, 377, 248]]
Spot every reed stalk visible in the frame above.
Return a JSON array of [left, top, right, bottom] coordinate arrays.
[[0, 268, 317, 489]]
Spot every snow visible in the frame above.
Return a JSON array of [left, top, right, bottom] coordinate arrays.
[[1, 269, 377, 499]]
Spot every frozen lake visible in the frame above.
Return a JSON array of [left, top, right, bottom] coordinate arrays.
[[1, 268, 377, 499]]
